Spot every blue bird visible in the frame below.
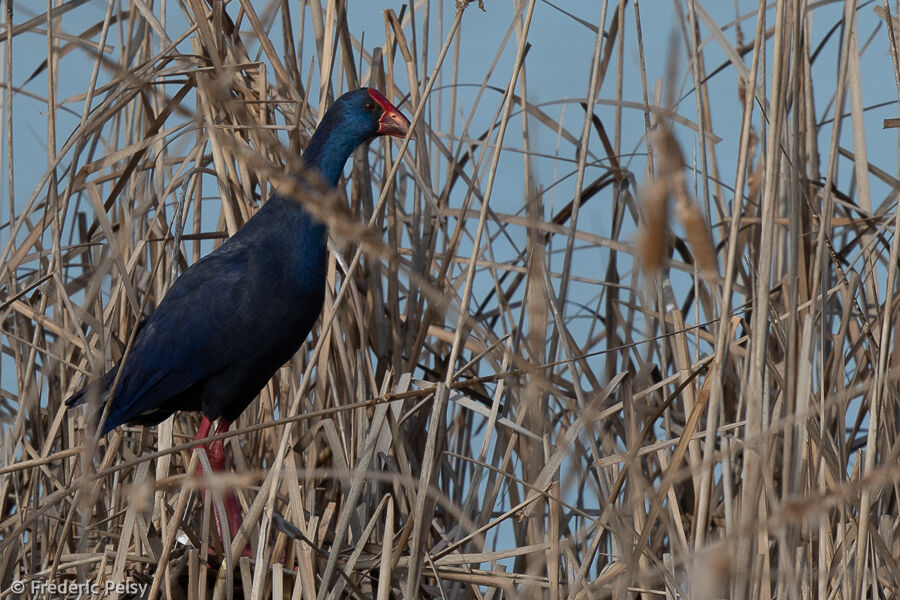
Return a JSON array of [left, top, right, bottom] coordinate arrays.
[[66, 87, 412, 545]]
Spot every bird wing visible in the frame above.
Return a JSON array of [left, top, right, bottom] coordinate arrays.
[[104, 240, 253, 429], [103, 197, 327, 431]]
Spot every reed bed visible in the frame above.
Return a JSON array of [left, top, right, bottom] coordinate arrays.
[[1, 0, 899, 598]]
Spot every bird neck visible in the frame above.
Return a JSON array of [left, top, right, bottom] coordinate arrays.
[[301, 125, 369, 187]]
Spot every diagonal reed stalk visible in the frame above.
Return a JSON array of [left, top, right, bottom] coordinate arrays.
[[1, 1, 899, 598]]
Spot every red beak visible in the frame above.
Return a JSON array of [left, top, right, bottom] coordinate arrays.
[[369, 88, 414, 139]]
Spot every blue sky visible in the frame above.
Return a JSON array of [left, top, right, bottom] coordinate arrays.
[[5, 1, 897, 228]]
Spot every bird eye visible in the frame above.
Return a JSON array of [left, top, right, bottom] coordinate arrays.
[[364, 101, 376, 111]]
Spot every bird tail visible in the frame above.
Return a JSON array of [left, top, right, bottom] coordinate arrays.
[[65, 367, 115, 408], [65, 366, 119, 433], [65, 320, 147, 431]]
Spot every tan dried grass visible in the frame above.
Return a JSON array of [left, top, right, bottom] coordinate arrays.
[[1, 1, 899, 598]]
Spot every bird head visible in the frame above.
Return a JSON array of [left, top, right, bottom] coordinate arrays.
[[302, 88, 413, 185], [325, 88, 413, 142], [367, 88, 414, 139]]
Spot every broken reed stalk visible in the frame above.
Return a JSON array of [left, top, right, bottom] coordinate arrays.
[[0, 1, 898, 598]]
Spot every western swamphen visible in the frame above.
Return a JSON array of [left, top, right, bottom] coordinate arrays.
[[66, 87, 412, 547]]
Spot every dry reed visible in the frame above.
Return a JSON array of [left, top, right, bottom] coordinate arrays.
[[1, 1, 899, 599]]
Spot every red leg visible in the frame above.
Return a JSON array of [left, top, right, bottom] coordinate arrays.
[[193, 416, 213, 443], [208, 419, 245, 548], [192, 417, 250, 557]]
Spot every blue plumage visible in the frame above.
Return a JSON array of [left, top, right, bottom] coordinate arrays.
[[66, 88, 412, 434]]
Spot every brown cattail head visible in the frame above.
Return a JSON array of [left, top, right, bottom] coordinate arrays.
[[639, 124, 719, 280], [638, 178, 670, 276], [674, 185, 719, 278], [653, 125, 686, 179]]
